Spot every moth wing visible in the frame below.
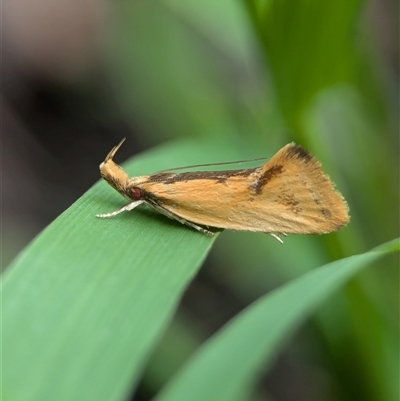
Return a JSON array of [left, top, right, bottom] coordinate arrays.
[[246, 144, 350, 234], [140, 144, 349, 234]]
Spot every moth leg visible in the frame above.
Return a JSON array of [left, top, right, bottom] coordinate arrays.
[[183, 221, 215, 236], [150, 203, 215, 236], [267, 233, 284, 244], [96, 200, 145, 218], [180, 220, 215, 236]]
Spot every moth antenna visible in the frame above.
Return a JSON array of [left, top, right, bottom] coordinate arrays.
[[158, 156, 269, 173], [104, 138, 126, 162]]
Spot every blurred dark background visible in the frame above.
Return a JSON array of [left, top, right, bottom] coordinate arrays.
[[2, 1, 399, 400]]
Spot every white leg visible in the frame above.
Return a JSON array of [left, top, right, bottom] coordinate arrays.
[[96, 200, 145, 218], [150, 202, 215, 236], [268, 233, 284, 244]]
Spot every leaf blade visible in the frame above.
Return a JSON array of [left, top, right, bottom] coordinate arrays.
[[1, 140, 218, 401], [153, 239, 399, 401]]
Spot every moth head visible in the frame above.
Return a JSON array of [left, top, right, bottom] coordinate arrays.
[[99, 138, 130, 199]]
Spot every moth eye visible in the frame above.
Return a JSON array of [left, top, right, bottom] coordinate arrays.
[[131, 187, 143, 200]]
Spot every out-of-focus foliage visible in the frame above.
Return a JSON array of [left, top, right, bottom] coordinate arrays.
[[3, 0, 398, 400]]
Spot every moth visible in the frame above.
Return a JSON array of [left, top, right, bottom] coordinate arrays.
[[97, 139, 349, 242]]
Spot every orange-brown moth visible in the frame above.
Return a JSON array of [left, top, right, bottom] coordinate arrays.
[[97, 139, 349, 242]]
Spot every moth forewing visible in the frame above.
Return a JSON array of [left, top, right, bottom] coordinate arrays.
[[242, 144, 350, 234], [134, 145, 349, 234], [97, 140, 349, 238]]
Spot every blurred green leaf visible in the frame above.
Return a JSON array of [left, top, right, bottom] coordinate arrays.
[[245, 0, 363, 137], [153, 239, 399, 401]]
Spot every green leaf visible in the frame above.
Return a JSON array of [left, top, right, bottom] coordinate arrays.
[[1, 139, 221, 401], [152, 239, 399, 401], [245, 0, 363, 136]]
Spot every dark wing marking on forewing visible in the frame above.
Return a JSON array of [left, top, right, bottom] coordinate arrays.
[[148, 168, 257, 184], [277, 192, 302, 214], [320, 208, 331, 218], [252, 165, 283, 195], [250, 145, 313, 195], [286, 145, 313, 162]]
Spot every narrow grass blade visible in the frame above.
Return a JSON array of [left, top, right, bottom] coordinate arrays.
[[153, 239, 399, 401]]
